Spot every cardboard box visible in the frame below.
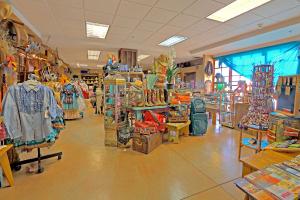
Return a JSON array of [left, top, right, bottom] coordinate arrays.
[[132, 133, 162, 154]]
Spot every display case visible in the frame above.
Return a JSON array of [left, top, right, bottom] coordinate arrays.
[[103, 74, 127, 146], [219, 91, 235, 128], [219, 91, 250, 128]]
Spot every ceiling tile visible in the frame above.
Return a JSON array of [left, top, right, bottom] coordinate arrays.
[[183, 0, 225, 18], [155, 0, 196, 12], [252, 0, 300, 18], [84, 10, 114, 24], [11, 0, 60, 35], [224, 18, 277, 39], [117, 0, 152, 19], [213, 0, 234, 4], [156, 25, 182, 36], [226, 12, 263, 27], [106, 33, 129, 41], [244, 18, 276, 30], [84, 0, 120, 14], [51, 5, 84, 21], [109, 26, 134, 35], [126, 0, 157, 6], [269, 6, 300, 22], [127, 30, 154, 42], [198, 24, 235, 41], [63, 27, 85, 39], [179, 29, 201, 38], [136, 20, 164, 32], [145, 8, 178, 23], [146, 34, 169, 44], [59, 19, 85, 30], [113, 16, 140, 29], [179, 19, 220, 37], [46, 0, 83, 9], [168, 14, 200, 28]]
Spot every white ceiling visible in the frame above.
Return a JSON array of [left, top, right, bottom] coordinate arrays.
[[10, 0, 300, 68]]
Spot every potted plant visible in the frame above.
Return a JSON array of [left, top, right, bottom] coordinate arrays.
[[166, 63, 178, 89]]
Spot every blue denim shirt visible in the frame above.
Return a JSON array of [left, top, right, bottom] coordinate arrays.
[[2, 83, 57, 144]]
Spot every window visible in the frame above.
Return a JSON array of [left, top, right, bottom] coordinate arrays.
[[214, 60, 251, 91]]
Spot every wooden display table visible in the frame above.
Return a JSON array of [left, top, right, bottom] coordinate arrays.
[[0, 144, 14, 186], [238, 128, 269, 160], [166, 120, 191, 143], [240, 150, 299, 177], [239, 150, 299, 200]]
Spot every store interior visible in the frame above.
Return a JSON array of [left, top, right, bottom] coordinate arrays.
[[0, 0, 300, 199]]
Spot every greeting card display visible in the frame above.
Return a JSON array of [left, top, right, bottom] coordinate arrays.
[[240, 65, 274, 130]]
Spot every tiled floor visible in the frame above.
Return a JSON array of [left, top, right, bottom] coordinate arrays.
[[0, 107, 253, 200]]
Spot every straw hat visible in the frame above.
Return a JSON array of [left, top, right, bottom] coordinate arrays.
[[0, 1, 12, 20]]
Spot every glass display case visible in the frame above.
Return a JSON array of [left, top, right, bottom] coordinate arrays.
[[103, 74, 127, 146], [219, 91, 251, 128]]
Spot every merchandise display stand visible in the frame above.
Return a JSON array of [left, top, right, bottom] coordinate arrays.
[[219, 91, 235, 128], [238, 128, 269, 160], [103, 74, 127, 147], [11, 147, 62, 174]]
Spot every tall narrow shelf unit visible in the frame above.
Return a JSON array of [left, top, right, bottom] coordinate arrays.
[[103, 74, 127, 147]]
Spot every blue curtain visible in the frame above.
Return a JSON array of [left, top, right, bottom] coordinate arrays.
[[216, 41, 300, 83]]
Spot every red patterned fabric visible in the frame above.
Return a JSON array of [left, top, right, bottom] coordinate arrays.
[[0, 123, 6, 141], [82, 90, 89, 99], [143, 111, 166, 132]]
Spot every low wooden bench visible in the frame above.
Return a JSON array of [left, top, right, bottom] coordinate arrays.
[[166, 120, 191, 143]]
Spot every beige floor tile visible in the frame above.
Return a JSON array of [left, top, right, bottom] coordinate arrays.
[[0, 106, 247, 200], [184, 187, 235, 200], [221, 180, 246, 200]]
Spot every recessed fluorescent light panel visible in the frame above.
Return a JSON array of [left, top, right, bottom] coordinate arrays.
[[207, 0, 272, 22], [86, 21, 109, 39], [137, 55, 150, 61], [88, 50, 101, 60], [159, 36, 188, 47]]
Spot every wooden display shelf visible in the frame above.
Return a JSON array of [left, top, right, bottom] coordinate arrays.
[[128, 105, 168, 111]]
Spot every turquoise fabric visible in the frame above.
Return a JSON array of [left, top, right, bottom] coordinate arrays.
[[217, 41, 300, 83]]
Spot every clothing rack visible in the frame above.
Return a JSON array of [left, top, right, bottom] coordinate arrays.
[[11, 148, 62, 173]]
